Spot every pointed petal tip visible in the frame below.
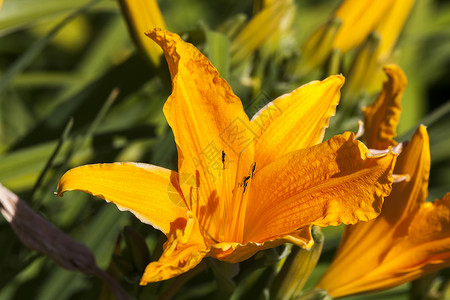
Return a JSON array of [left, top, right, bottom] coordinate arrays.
[[384, 64, 408, 86], [144, 27, 164, 38], [56, 183, 64, 197], [145, 28, 179, 51], [383, 64, 407, 77], [319, 74, 345, 90], [330, 73, 345, 86], [56, 167, 79, 197], [417, 124, 428, 133]]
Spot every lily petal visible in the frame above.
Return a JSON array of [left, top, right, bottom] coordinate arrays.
[[140, 212, 209, 284], [244, 132, 396, 242], [210, 227, 313, 263], [363, 65, 407, 149], [406, 193, 450, 250], [251, 75, 344, 168], [146, 29, 255, 234], [377, 125, 429, 230], [57, 163, 187, 235]]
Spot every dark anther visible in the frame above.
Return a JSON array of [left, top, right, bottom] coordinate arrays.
[[222, 150, 226, 169], [250, 162, 256, 178], [242, 175, 251, 193]]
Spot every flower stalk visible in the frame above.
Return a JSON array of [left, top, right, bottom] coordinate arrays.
[[270, 226, 324, 300]]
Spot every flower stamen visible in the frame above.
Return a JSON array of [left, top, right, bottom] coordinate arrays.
[[215, 150, 229, 241], [231, 162, 257, 242]]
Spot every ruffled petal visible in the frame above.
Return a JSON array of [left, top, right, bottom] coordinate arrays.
[[363, 65, 407, 149], [146, 29, 254, 235], [57, 163, 187, 235], [406, 193, 450, 246], [382, 193, 450, 276], [140, 211, 209, 284], [244, 132, 396, 243], [317, 126, 432, 297], [251, 75, 344, 168], [337, 126, 429, 258]]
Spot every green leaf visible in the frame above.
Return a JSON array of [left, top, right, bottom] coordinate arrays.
[[206, 30, 231, 80]]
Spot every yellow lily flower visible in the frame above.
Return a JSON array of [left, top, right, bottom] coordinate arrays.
[[253, 0, 275, 14], [316, 65, 450, 298], [118, 0, 166, 65], [302, 0, 414, 71], [57, 29, 397, 284], [231, 0, 293, 66], [345, 0, 415, 96], [333, 0, 414, 54]]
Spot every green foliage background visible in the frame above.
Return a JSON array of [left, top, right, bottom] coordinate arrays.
[[0, 0, 449, 299]]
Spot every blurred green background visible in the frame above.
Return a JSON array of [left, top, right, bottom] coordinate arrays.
[[0, 0, 449, 299]]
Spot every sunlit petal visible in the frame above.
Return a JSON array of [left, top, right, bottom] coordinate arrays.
[[244, 132, 396, 242], [57, 163, 187, 234], [251, 75, 344, 168]]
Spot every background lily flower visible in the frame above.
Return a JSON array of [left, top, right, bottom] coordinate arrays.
[[118, 0, 166, 65], [57, 29, 397, 284], [316, 65, 450, 298], [230, 0, 294, 68], [345, 0, 416, 97], [301, 0, 414, 72]]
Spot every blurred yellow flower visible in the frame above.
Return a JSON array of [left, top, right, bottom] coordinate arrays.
[[345, 0, 415, 96], [231, 0, 294, 66], [57, 29, 397, 284], [317, 65, 450, 298], [302, 0, 414, 71], [118, 0, 166, 65]]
